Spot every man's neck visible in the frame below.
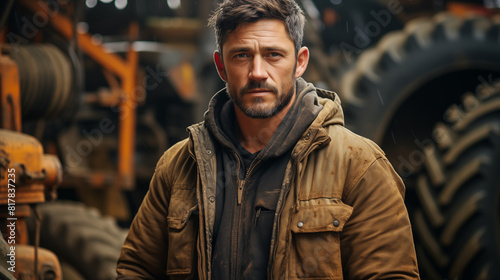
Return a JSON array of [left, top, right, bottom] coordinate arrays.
[[235, 94, 296, 154]]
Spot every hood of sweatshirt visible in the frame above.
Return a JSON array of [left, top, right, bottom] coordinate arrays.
[[204, 77, 343, 160]]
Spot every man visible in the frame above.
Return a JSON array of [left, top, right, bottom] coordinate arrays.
[[116, 0, 420, 279]]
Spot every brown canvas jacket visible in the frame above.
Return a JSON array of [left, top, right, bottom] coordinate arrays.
[[116, 86, 420, 280]]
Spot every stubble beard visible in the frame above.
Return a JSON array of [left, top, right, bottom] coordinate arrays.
[[228, 79, 296, 119]]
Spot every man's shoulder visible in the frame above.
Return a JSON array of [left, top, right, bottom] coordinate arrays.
[[155, 138, 192, 171]]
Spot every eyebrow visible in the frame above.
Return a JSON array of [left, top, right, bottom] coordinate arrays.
[[227, 46, 288, 55]]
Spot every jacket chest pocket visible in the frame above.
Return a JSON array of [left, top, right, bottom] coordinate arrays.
[[289, 203, 352, 279], [166, 188, 199, 278]]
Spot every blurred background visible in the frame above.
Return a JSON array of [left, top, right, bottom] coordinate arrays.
[[0, 0, 499, 279]]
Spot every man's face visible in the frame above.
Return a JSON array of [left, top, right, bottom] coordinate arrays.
[[214, 19, 309, 118]]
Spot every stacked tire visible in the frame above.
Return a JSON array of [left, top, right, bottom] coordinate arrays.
[[27, 201, 128, 280]]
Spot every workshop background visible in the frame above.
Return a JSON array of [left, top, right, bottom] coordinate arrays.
[[1, 0, 500, 279]]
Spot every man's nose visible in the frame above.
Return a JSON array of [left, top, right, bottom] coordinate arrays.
[[249, 56, 268, 81]]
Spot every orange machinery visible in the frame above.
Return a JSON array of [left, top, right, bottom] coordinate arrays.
[[0, 42, 64, 280], [0, 0, 139, 278]]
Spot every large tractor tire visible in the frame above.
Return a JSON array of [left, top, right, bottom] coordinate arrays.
[[412, 81, 500, 279], [27, 201, 129, 280], [339, 13, 500, 153]]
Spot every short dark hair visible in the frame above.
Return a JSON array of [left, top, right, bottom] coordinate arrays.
[[208, 0, 305, 54]]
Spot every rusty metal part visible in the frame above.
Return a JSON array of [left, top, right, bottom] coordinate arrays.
[[41, 155, 62, 202], [0, 129, 63, 244], [41, 155, 62, 190], [0, 129, 46, 206], [13, 245, 62, 280], [0, 54, 21, 132], [7, 44, 74, 120]]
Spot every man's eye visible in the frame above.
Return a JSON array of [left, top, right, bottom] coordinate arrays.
[[269, 52, 281, 57], [235, 53, 248, 58]]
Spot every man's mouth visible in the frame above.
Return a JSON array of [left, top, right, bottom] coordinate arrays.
[[246, 88, 273, 94]]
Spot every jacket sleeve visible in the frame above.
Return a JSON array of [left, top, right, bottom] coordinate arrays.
[[116, 167, 170, 279], [341, 157, 420, 279]]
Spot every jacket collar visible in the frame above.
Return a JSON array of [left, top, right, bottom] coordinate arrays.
[[189, 79, 345, 161], [201, 78, 324, 159]]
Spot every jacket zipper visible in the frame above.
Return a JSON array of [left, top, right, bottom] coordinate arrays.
[[231, 152, 262, 279], [237, 180, 244, 205], [237, 157, 262, 205], [230, 151, 242, 280]]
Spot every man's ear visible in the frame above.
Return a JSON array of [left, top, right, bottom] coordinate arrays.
[[214, 51, 227, 82], [295, 47, 309, 78]]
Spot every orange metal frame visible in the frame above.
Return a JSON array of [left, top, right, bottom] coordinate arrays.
[[0, 54, 22, 132], [18, 0, 139, 189], [446, 2, 494, 17]]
